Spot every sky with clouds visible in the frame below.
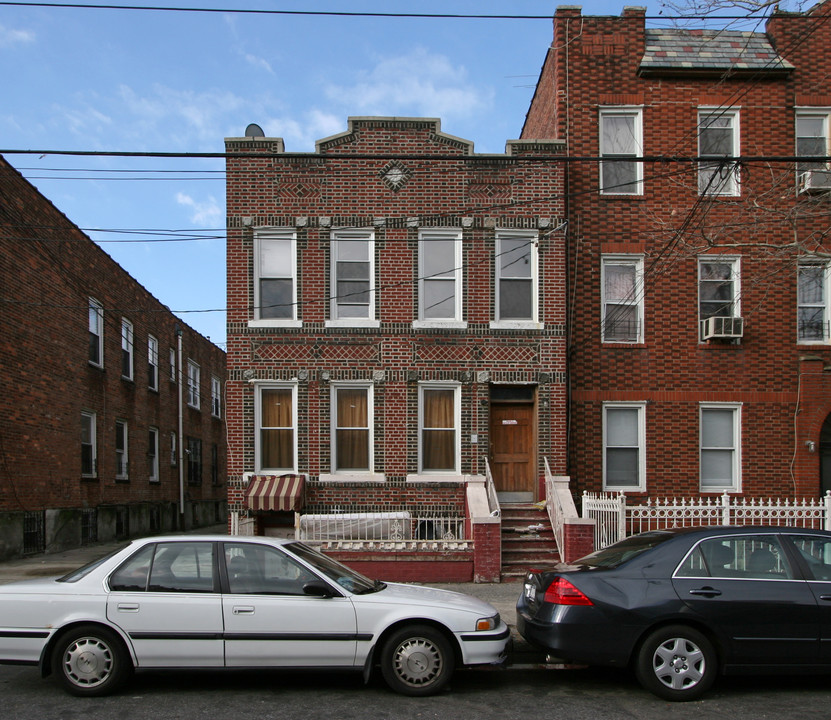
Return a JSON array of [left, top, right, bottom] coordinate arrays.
[[1, 0, 776, 347]]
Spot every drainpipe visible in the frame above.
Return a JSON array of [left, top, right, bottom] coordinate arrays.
[[176, 327, 184, 525]]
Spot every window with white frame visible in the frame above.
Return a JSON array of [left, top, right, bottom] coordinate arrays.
[[332, 384, 372, 473], [256, 384, 297, 472], [187, 360, 200, 409], [796, 109, 831, 190], [211, 375, 221, 418], [698, 109, 740, 196], [419, 383, 460, 474], [81, 411, 96, 477], [599, 107, 643, 194], [115, 420, 128, 480], [700, 404, 741, 491], [494, 232, 539, 325], [170, 432, 177, 466], [148, 335, 159, 391], [698, 257, 740, 339], [121, 319, 133, 380], [417, 231, 464, 327], [88, 298, 103, 367], [603, 403, 646, 491], [169, 348, 176, 382], [798, 261, 829, 342], [330, 231, 376, 325], [148, 427, 159, 482], [254, 229, 298, 323], [602, 256, 643, 342]]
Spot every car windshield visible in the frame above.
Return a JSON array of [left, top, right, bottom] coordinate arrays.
[[57, 545, 129, 583], [571, 531, 674, 569], [286, 541, 383, 594]]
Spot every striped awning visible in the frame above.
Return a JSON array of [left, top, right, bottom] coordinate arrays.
[[245, 474, 305, 512]]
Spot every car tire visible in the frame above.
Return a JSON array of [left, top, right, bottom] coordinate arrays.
[[52, 625, 132, 697], [635, 625, 716, 702], [380, 624, 455, 697]]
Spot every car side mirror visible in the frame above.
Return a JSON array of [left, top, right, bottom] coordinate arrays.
[[303, 580, 336, 598]]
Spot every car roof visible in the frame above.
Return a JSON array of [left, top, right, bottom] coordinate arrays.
[[129, 535, 295, 547], [643, 525, 831, 539]]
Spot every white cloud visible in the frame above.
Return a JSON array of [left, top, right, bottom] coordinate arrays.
[[0, 24, 35, 48], [244, 53, 273, 74], [323, 47, 494, 121], [176, 192, 223, 227]]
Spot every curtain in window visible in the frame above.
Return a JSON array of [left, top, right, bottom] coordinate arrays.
[[336, 389, 369, 470], [604, 264, 638, 340], [261, 389, 293, 469], [422, 389, 455, 471]]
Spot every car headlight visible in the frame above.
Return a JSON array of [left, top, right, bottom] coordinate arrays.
[[475, 614, 500, 631]]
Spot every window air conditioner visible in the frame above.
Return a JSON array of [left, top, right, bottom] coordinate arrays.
[[799, 169, 831, 194], [701, 316, 744, 340]]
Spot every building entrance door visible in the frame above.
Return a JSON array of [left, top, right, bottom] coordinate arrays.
[[489, 386, 537, 503]]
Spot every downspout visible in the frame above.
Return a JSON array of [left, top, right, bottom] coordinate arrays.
[[177, 327, 184, 523]]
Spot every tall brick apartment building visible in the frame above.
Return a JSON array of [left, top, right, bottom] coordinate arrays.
[[225, 117, 567, 581], [522, 3, 831, 500], [0, 156, 227, 559]]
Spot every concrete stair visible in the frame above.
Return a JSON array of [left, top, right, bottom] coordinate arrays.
[[500, 504, 560, 581]]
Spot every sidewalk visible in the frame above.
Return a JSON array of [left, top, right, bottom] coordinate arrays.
[[0, 529, 546, 665]]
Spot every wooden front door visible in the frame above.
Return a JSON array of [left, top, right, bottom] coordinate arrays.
[[489, 402, 536, 501]]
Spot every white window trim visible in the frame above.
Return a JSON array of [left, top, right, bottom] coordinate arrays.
[[120, 318, 134, 380], [115, 420, 128, 480], [699, 402, 742, 493], [797, 259, 830, 344], [187, 360, 201, 410], [490, 230, 543, 329], [415, 382, 461, 476], [795, 107, 831, 186], [169, 348, 177, 382], [414, 229, 467, 329], [326, 230, 379, 328], [254, 381, 299, 474], [599, 106, 644, 195], [148, 335, 159, 391], [81, 411, 97, 478], [602, 402, 646, 492], [211, 375, 222, 418], [251, 228, 300, 327], [601, 255, 644, 343], [697, 107, 741, 196], [88, 297, 104, 368], [698, 256, 741, 342], [148, 427, 159, 483]]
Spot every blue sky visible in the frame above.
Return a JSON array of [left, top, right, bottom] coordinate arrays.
[[1, 0, 773, 348]]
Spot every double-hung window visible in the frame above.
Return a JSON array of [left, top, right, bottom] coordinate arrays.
[[253, 229, 299, 325], [418, 383, 460, 475], [493, 231, 540, 328], [700, 404, 741, 492], [187, 360, 200, 409], [88, 298, 103, 367], [796, 109, 831, 191], [148, 335, 159, 391], [121, 319, 133, 380], [331, 384, 373, 474], [148, 427, 159, 482], [115, 420, 128, 480], [698, 108, 740, 196], [601, 256, 643, 342], [256, 384, 297, 473], [211, 376, 222, 418], [603, 403, 646, 491], [329, 231, 377, 326], [698, 257, 740, 340], [81, 411, 96, 478], [599, 107, 643, 194], [416, 230, 465, 328], [798, 261, 829, 342], [187, 437, 202, 485]]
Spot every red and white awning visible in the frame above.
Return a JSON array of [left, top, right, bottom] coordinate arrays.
[[245, 474, 305, 512]]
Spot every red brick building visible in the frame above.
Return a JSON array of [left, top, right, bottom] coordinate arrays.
[[224, 117, 567, 581], [522, 3, 831, 500], [0, 156, 226, 559]]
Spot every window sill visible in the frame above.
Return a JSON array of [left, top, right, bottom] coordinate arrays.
[[406, 474, 465, 483], [599, 192, 644, 199], [325, 319, 380, 329], [115, 477, 130, 483], [319, 473, 385, 483], [602, 340, 645, 346], [248, 319, 302, 329], [81, 475, 99, 482], [412, 320, 468, 330], [489, 321, 544, 331]]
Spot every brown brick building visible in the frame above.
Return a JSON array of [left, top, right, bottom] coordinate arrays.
[[0, 156, 227, 559], [522, 3, 831, 500], [224, 117, 567, 581]]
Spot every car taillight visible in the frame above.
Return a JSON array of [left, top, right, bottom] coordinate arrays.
[[543, 577, 593, 606]]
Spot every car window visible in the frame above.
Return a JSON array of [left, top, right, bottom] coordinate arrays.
[[109, 544, 155, 591], [571, 531, 675, 569], [786, 535, 831, 581], [114, 542, 216, 593], [286, 541, 380, 594], [676, 536, 793, 579], [224, 543, 319, 595], [60, 544, 129, 583]]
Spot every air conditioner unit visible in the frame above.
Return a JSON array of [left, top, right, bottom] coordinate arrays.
[[701, 316, 744, 340], [799, 169, 831, 194]]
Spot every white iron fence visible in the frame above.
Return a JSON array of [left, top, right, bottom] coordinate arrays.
[[583, 491, 831, 549]]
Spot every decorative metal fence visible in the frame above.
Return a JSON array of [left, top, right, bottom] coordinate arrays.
[[582, 491, 831, 549]]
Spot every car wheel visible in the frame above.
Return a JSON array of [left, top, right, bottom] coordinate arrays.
[[52, 625, 132, 697], [380, 625, 455, 697], [635, 625, 716, 702]]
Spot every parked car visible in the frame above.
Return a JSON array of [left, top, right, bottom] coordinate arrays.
[[0, 535, 508, 697], [517, 525, 831, 701]]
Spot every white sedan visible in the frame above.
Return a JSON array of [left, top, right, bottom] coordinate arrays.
[[0, 535, 509, 697]]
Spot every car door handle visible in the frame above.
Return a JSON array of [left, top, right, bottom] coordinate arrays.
[[819, 595, 831, 601], [117, 603, 140, 612], [233, 606, 255, 615], [689, 587, 722, 598]]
